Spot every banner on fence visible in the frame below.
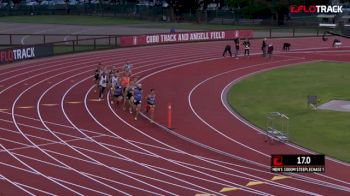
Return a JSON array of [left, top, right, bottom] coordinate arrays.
[[118, 29, 253, 47], [0, 44, 54, 65]]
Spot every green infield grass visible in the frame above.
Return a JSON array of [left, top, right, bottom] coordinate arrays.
[[228, 61, 350, 162]]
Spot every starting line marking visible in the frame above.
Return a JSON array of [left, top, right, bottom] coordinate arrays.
[[246, 181, 265, 186], [0, 109, 8, 112], [219, 187, 240, 192], [271, 175, 291, 181]]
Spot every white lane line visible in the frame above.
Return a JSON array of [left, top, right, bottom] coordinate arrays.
[[0, 150, 217, 195], [0, 118, 175, 155], [2, 38, 344, 194], [135, 54, 349, 193], [184, 57, 350, 192], [96, 59, 274, 195], [0, 43, 222, 93], [0, 100, 318, 195], [0, 174, 35, 196], [12, 60, 131, 195], [12, 182, 56, 196], [38, 65, 171, 195], [0, 41, 187, 76], [0, 144, 84, 195], [0, 119, 283, 179], [189, 59, 307, 158], [204, 60, 350, 191], [65, 65, 221, 194], [113, 56, 325, 195], [0, 41, 222, 80]]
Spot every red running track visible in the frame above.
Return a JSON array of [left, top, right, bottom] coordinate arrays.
[[0, 37, 350, 195]]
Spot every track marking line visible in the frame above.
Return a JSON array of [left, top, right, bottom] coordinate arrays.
[[195, 193, 215, 196], [88, 99, 101, 102], [42, 103, 58, 107], [66, 101, 82, 104], [17, 106, 35, 109], [219, 187, 240, 192], [246, 181, 265, 186], [0, 108, 8, 112], [0, 175, 35, 196], [272, 176, 291, 181]]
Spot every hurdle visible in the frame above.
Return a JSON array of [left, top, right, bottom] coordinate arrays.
[[265, 112, 289, 144]]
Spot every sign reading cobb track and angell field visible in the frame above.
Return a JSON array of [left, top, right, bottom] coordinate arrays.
[[0, 44, 54, 65], [118, 30, 253, 47]]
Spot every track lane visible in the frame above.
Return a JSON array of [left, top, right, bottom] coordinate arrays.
[[0, 37, 350, 194]]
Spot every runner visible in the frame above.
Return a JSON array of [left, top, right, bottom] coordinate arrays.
[[99, 72, 107, 100], [133, 83, 143, 120], [108, 68, 114, 89], [126, 78, 137, 113], [120, 73, 132, 111], [145, 89, 156, 123], [93, 64, 101, 93], [109, 72, 118, 103], [121, 72, 130, 97], [124, 60, 132, 75], [111, 78, 123, 110]]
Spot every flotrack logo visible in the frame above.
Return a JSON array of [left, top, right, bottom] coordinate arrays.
[[290, 5, 343, 14]]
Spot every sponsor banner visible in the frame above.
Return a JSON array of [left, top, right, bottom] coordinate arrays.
[[118, 30, 253, 47], [0, 44, 54, 65]]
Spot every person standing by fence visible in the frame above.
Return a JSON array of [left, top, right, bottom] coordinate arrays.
[[262, 38, 267, 57], [243, 38, 251, 57], [234, 38, 240, 59]]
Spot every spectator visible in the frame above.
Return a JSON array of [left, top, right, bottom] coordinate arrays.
[[222, 44, 232, 57], [234, 38, 240, 59], [170, 26, 176, 33], [243, 38, 251, 57], [262, 38, 267, 57], [267, 44, 274, 58]]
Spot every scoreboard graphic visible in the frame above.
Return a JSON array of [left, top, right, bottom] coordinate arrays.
[[271, 154, 325, 173]]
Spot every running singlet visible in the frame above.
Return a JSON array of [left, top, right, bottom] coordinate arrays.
[[147, 96, 155, 105], [99, 75, 107, 87], [111, 76, 118, 87], [133, 88, 142, 102], [121, 76, 130, 87], [124, 63, 131, 71], [114, 85, 123, 96]]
